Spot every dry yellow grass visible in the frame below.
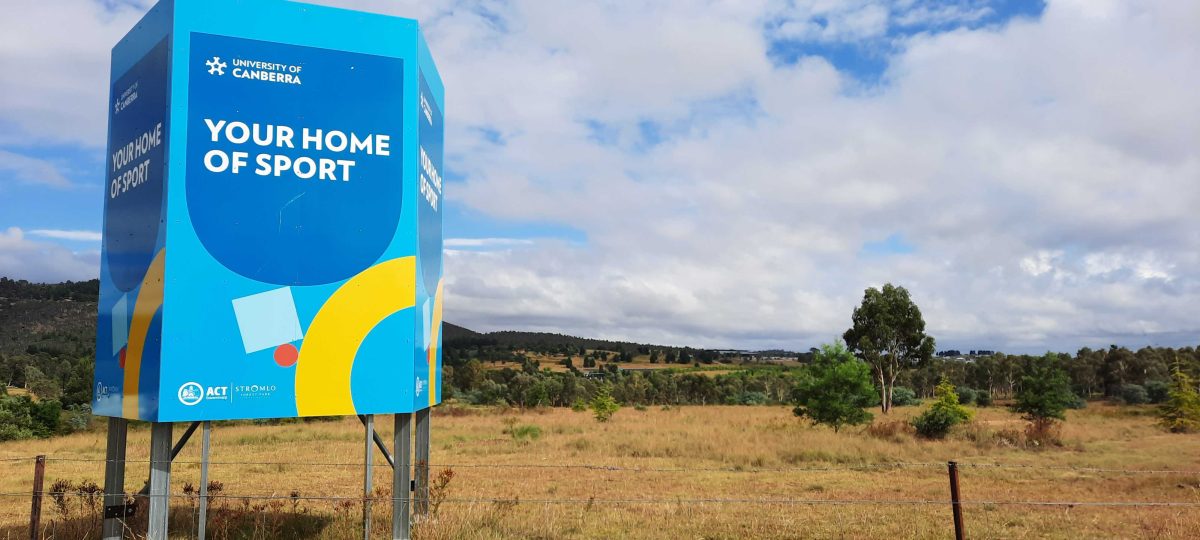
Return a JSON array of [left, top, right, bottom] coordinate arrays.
[[1, 403, 1198, 538]]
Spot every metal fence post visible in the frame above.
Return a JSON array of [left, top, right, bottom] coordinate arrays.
[[29, 455, 45, 540], [102, 417, 128, 540], [148, 422, 173, 540], [393, 413, 412, 540], [948, 461, 965, 540]]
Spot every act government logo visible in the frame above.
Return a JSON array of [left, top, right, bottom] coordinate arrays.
[[204, 55, 302, 85], [178, 382, 204, 406]]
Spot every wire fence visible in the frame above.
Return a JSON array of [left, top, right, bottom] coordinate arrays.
[[3, 453, 1199, 540], [17, 455, 1200, 475]]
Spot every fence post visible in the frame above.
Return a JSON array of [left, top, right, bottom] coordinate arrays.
[[29, 455, 45, 540], [948, 461, 965, 540]]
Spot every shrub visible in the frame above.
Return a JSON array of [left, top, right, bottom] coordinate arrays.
[[891, 386, 920, 406], [975, 390, 993, 407], [590, 387, 619, 422], [911, 378, 973, 439], [570, 399, 587, 412], [1146, 380, 1170, 404], [957, 388, 978, 406], [1120, 384, 1149, 405], [913, 407, 960, 439], [1159, 368, 1200, 433]]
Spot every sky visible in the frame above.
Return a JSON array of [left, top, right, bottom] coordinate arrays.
[[0, 0, 1197, 354]]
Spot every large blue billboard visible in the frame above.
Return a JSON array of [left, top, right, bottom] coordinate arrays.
[[94, 0, 444, 422]]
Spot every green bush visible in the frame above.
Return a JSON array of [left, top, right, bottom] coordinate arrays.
[[891, 386, 920, 406], [911, 378, 973, 439], [510, 424, 542, 445], [957, 388, 978, 406], [912, 406, 960, 439], [590, 387, 620, 422], [1146, 380, 1170, 404], [1120, 384, 1149, 405], [1159, 368, 1200, 433], [975, 390, 993, 407]]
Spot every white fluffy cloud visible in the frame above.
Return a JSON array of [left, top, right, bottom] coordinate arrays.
[[0, 228, 99, 283], [4, 0, 1197, 352]]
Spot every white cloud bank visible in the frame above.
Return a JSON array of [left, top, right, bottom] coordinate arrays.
[[0, 228, 99, 283], [3, 0, 1197, 352]]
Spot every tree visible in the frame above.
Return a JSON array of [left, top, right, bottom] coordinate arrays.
[[1012, 354, 1076, 431], [590, 386, 619, 422], [1159, 366, 1200, 433], [843, 283, 935, 414], [791, 343, 875, 433]]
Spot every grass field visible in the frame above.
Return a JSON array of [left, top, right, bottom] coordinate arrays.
[[1, 402, 1198, 539]]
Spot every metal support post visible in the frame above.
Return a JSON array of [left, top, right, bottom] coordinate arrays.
[[392, 413, 412, 540], [102, 417, 128, 540], [414, 408, 430, 516], [363, 414, 375, 540], [147, 422, 173, 540], [198, 421, 211, 540]]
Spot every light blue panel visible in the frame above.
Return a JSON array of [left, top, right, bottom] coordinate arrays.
[[231, 287, 303, 353]]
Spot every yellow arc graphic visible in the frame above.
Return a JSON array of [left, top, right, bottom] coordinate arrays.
[[295, 257, 416, 416], [427, 278, 444, 407], [123, 249, 166, 419]]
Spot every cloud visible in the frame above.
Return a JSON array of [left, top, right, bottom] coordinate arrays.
[[4, 0, 1198, 353], [27, 229, 102, 242], [0, 227, 99, 283], [0, 150, 72, 188], [0, 0, 149, 146], [445, 237, 534, 250]]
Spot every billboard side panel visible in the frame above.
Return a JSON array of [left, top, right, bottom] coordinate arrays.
[[415, 30, 445, 409], [95, 1, 174, 421]]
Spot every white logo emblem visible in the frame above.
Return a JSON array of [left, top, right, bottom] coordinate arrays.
[[205, 56, 227, 76], [178, 382, 204, 406], [415, 377, 426, 396]]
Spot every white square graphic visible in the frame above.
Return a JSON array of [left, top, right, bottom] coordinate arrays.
[[231, 287, 303, 354], [111, 294, 129, 357]]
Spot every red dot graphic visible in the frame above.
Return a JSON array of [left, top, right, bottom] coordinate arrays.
[[274, 343, 299, 367], [118, 347, 127, 369]]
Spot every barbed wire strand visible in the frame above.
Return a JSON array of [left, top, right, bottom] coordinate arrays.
[[3, 490, 1199, 508], [16, 456, 1200, 475]]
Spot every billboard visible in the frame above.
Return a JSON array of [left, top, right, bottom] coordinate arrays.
[[94, 0, 444, 422]]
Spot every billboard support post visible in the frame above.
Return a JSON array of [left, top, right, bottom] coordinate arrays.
[[393, 413, 412, 539], [199, 421, 211, 540], [415, 408, 430, 516], [102, 417, 128, 540], [148, 422, 173, 540], [363, 414, 375, 540]]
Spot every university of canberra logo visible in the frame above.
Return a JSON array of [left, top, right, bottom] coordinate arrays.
[[205, 56, 227, 76]]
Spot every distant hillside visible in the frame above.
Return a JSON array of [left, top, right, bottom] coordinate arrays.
[[442, 325, 679, 355]]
